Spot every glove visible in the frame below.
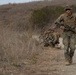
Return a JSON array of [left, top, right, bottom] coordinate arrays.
[[60, 26, 65, 30]]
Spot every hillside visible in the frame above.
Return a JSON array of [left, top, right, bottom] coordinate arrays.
[[0, 0, 76, 32], [53, 0, 76, 5], [0, 1, 76, 75]]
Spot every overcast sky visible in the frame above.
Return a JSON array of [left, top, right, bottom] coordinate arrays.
[[0, 0, 44, 5]]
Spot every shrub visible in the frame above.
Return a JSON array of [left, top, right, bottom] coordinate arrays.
[[31, 7, 51, 29], [31, 6, 64, 30]]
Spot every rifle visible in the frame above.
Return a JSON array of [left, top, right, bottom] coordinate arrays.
[[55, 22, 76, 33]]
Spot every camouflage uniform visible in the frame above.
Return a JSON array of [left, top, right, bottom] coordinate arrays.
[[43, 30, 59, 47], [43, 31, 54, 47], [55, 12, 76, 63]]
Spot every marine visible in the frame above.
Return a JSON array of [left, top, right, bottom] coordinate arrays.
[[43, 29, 60, 47], [55, 6, 76, 65]]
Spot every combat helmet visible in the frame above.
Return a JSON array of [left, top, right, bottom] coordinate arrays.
[[64, 6, 72, 11]]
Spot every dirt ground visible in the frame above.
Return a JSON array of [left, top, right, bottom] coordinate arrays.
[[0, 46, 76, 75]]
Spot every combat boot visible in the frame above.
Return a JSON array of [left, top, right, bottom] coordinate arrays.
[[69, 57, 73, 64], [65, 61, 70, 66]]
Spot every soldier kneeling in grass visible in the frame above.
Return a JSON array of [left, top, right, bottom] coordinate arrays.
[[43, 29, 60, 47]]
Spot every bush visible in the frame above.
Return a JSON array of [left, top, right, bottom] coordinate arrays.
[[31, 6, 64, 30], [31, 7, 50, 29]]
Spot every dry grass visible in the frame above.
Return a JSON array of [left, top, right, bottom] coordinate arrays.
[[0, 1, 76, 75], [0, 2, 45, 65], [0, 25, 45, 75], [0, 27, 43, 63]]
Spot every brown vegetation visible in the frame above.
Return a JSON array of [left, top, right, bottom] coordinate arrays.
[[0, 1, 76, 75]]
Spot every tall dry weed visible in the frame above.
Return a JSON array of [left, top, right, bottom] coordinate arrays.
[[0, 27, 43, 64]]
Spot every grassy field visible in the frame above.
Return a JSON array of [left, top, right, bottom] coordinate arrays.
[[0, 1, 76, 75]]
